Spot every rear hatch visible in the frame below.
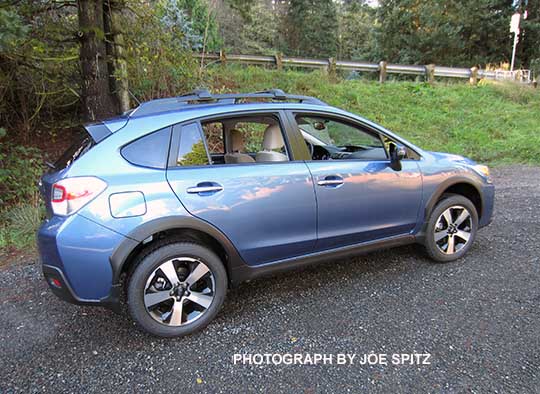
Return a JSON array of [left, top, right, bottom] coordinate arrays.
[[39, 122, 113, 218]]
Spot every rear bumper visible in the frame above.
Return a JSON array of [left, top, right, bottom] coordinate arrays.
[[42, 264, 121, 311], [37, 214, 127, 311]]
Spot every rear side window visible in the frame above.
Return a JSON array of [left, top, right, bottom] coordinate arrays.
[[176, 123, 210, 166], [202, 121, 224, 154], [121, 127, 171, 169]]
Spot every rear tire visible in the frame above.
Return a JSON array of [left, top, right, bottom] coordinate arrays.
[[127, 241, 227, 337], [424, 194, 478, 263]]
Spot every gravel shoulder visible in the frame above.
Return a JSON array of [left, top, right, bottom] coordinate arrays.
[[1, 166, 539, 393]]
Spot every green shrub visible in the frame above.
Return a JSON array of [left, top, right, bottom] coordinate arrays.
[[0, 203, 44, 251], [124, 2, 200, 101], [0, 138, 44, 206], [0, 132, 45, 253]]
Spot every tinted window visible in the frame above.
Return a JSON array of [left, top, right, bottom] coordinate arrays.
[[53, 127, 95, 171], [121, 127, 171, 169], [177, 123, 210, 166]]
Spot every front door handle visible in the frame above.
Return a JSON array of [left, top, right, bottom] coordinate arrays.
[[317, 176, 344, 187], [187, 182, 223, 194]]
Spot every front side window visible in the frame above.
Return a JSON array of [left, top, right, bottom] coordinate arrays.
[[296, 115, 387, 161], [177, 123, 210, 166]]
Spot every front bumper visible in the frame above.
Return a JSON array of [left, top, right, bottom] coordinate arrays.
[[479, 183, 495, 228], [37, 214, 127, 311]]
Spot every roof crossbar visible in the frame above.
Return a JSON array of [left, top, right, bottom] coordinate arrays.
[[129, 89, 327, 118]]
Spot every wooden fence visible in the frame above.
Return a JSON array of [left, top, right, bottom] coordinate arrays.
[[195, 52, 533, 85]]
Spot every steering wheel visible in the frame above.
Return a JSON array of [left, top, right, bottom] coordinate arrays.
[[306, 141, 314, 158]]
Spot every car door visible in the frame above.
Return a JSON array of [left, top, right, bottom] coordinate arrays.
[[290, 112, 423, 251], [166, 113, 317, 266]]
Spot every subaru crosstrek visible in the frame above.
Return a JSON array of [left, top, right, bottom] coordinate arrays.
[[38, 89, 494, 337]]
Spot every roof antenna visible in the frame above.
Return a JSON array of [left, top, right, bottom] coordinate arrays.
[[128, 90, 141, 106]]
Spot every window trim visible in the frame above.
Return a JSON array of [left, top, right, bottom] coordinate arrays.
[[167, 110, 298, 169], [285, 110, 422, 162]]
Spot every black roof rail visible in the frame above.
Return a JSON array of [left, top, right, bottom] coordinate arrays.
[[254, 89, 287, 100], [128, 89, 327, 118], [177, 89, 214, 101]]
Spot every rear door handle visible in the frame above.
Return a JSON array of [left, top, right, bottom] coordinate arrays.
[[187, 182, 223, 194], [317, 176, 344, 187]]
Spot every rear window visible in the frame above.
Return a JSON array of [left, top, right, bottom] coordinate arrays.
[[53, 127, 95, 171], [121, 127, 171, 169]]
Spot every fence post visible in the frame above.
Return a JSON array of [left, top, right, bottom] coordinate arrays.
[[379, 61, 387, 83], [219, 49, 227, 66], [327, 57, 337, 79], [469, 66, 479, 85], [275, 53, 283, 70], [425, 64, 435, 84]]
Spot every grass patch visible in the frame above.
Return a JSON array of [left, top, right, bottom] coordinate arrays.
[[208, 66, 540, 165], [0, 203, 44, 253]]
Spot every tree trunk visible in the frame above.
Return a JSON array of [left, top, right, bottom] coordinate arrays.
[[78, 0, 117, 121], [105, 0, 130, 113]]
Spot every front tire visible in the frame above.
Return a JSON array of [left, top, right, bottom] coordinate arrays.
[[424, 194, 478, 262], [127, 241, 227, 337]]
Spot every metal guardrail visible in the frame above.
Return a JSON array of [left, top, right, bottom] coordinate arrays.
[[494, 69, 531, 83], [195, 52, 532, 84]]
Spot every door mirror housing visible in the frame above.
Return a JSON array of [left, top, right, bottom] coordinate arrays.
[[389, 143, 406, 171]]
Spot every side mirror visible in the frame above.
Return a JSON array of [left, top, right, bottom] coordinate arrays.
[[389, 143, 406, 171]]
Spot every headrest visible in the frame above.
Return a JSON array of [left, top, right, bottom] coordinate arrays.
[[229, 129, 244, 152], [262, 124, 284, 150]]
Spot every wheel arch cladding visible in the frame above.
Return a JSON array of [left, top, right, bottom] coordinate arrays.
[[442, 182, 482, 218], [426, 178, 483, 221], [109, 216, 245, 285]]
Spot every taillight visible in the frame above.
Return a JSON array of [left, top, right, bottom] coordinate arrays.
[[51, 177, 107, 216]]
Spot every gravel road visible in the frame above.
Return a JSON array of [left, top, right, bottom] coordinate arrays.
[[1, 166, 539, 393]]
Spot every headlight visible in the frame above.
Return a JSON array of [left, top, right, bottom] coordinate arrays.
[[472, 164, 491, 182]]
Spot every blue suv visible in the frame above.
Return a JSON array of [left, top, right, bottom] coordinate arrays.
[[38, 89, 494, 337]]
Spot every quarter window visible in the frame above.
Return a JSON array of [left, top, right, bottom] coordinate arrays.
[[177, 123, 210, 166], [121, 127, 171, 169]]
